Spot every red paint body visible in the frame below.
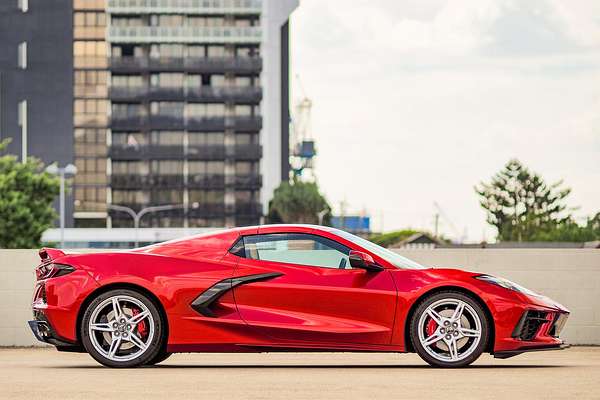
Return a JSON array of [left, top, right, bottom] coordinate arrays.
[[32, 225, 569, 355]]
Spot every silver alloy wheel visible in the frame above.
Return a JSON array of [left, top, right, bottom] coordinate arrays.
[[88, 295, 155, 362], [417, 298, 482, 363]]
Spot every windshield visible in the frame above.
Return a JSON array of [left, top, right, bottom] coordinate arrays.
[[333, 229, 428, 270]]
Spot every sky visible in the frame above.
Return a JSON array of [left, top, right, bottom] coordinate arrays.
[[289, 0, 600, 242]]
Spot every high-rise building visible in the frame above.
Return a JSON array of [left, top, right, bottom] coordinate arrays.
[[0, 0, 297, 228]]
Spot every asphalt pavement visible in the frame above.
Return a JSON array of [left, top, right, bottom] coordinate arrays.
[[1, 347, 598, 399]]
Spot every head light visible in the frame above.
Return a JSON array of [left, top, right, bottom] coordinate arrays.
[[474, 274, 540, 297]]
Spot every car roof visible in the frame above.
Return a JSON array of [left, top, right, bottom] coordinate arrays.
[[236, 224, 338, 235]]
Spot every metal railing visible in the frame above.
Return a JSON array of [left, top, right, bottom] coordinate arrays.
[[109, 56, 262, 73], [108, 26, 262, 44], [110, 115, 261, 131], [109, 85, 261, 103], [107, 0, 262, 14], [111, 174, 185, 188]]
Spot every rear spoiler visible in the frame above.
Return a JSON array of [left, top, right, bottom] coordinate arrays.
[[39, 248, 68, 263]]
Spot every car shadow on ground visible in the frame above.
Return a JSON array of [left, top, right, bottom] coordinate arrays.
[[48, 364, 568, 369]]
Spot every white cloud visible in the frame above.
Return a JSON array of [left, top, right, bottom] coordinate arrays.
[[291, 0, 600, 241]]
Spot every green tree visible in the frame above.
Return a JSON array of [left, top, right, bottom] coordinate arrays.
[[531, 213, 600, 242], [475, 159, 571, 242], [0, 139, 60, 248], [267, 178, 331, 225], [369, 230, 419, 248]]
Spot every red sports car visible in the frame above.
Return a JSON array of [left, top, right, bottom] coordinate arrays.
[[29, 224, 569, 368]]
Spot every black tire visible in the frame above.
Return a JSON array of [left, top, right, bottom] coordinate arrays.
[[410, 291, 489, 368], [145, 350, 172, 366], [81, 289, 166, 368]]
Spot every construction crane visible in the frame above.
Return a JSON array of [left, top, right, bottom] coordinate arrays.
[[433, 202, 467, 243], [289, 74, 316, 178]]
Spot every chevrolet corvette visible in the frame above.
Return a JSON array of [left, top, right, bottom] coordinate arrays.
[[29, 224, 570, 368]]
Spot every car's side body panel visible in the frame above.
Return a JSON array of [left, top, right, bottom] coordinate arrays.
[[232, 258, 398, 345]]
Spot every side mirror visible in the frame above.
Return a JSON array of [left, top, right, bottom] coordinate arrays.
[[349, 250, 384, 272]]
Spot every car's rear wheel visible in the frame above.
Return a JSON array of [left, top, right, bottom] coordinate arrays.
[[81, 289, 165, 368], [410, 291, 489, 367]]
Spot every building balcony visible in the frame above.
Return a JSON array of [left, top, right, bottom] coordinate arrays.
[[107, 0, 262, 15], [110, 115, 146, 130], [185, 57, 262, 73], [109, 57, 149, 71], [233, 143, 261, 159], [109, 145, 185, 160], [110, 114, 261, 131], [188, 174, 226, 188], [231, 115, 262, 131], [148, 87, 185, 101], [108, 26, 262, 44], [234, 201, 262, 216], [109, 85, 261, 103], [186, 116, 227, 131], [187, 86, 261, 103], [149, 115, 186, 129], [109, 86, 147, 101], [186, 145, 226, 159], [233, 173, 261, 189], [188, 203, 227, 217], [111, 174, 185, 188], [110, 57, 262, 73]]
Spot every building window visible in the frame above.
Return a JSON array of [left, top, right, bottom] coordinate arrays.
[[111, 16, 143, 27], [188, 132, 224, 146], [18, 0, 28, 12], [18, 100, 27, 161], [151, 160, 183, 175], [150, 44, 184, 58], [187, 45, 205, 57], [189, 161, 225, 175], [150, 73, 184, 88], [112, 161, 149, 176], [185, 103, 225, 118], [153, 189, 183, 204], [150, 102, 184, 117], [235, 133, 257, 145], [112, 190, 150, 205], [112, 103, 145, 118], [234, 105, 252, 116], [235, 161, 257, 175], [112, 132, 147, 147], [150, 131, 184, 146], [74, 128, 107, 157], [18, 42, 27, 69], [74, 157, 107, 185], [111, 74, 143, 88], [189, 190, 225, 204], [74, 186, 107, 212]]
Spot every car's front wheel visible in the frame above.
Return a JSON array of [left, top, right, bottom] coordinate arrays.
[[410, 291, 489, 367], [81, 289, 165, 368]]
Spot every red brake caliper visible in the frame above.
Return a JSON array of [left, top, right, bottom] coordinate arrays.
[[426, 318, 437, 337], [132, 308, 148, 339]]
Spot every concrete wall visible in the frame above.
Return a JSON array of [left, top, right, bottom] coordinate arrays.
[[395, 249, 600, 345], [0, 249, 598, 346], [0, 250, 41, 346]]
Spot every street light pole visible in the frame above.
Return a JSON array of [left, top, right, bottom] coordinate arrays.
[[108, 203, 199, 247], [46, 163, 77, 249]]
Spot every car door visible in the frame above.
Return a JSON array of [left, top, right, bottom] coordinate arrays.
[[232, 231, 398, 346]]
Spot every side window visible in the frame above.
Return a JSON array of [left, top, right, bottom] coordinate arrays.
[[242, 233, 351, 269]]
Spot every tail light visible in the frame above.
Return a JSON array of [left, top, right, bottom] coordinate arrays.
[[36, 263, 75, 280]]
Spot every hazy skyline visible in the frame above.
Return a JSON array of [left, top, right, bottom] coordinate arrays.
[[290, 0, 600, 242]]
